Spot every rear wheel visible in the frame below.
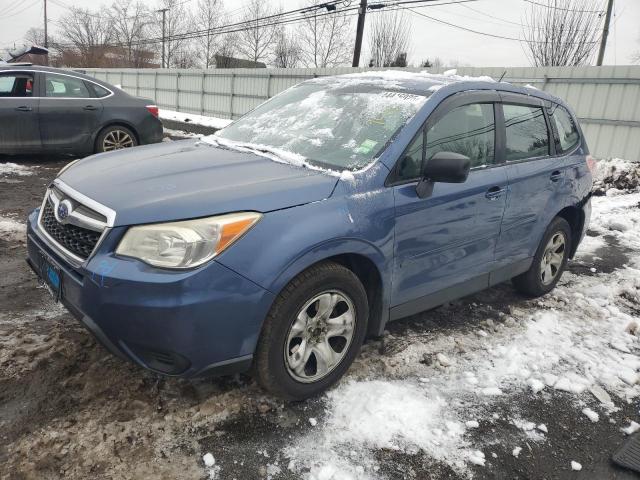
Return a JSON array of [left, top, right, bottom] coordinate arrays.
[[512, 217, 572, 297], [254, 261, 368, 400], [95, 125, 138, 153]]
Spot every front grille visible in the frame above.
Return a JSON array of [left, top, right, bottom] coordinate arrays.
[[41, 200, 101, 260]]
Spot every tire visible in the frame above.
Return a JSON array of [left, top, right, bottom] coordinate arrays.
[[254, 261, 369, 401], [512, 217, 572, 297], [95, 125, 138, 153]]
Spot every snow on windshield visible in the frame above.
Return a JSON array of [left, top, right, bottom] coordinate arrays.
[[210, 82, 429, 171]]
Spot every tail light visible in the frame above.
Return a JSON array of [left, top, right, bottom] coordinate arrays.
[[145, 105, 159, 118], [586, 155, 597, 174]]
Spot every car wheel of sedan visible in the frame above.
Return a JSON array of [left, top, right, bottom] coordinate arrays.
[[512, 216, 572, 297], [96, 125, 138, 153], [254, 261, 369, 401]]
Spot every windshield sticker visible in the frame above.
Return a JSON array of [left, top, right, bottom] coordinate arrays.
[[355, 139, 378, 155]]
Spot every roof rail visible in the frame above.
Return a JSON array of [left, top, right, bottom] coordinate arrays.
[[6, 62, 34, 66]]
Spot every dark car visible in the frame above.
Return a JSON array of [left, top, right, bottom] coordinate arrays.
[[26, 72, 593, 400], [0, 64, 163, 155]]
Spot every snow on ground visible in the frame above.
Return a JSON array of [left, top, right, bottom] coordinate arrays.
[[0, 162, 33, 177], [281, 158, 640, 479], [0, 216, 26, 242], [159, 109, 232, 130]]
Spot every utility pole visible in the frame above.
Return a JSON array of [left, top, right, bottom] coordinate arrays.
[[157, 8, 169, 68], [351, 0, 367, 67], [43, 0, 48, 48], [596, 0, 614, 66]]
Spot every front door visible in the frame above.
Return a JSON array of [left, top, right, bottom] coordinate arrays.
[[0, 71, 41, 152], [389, 95, 508, 319], [38, 72, 103, 152]]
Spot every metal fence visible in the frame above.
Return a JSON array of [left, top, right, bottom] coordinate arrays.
[[82, 65, 640, 161]]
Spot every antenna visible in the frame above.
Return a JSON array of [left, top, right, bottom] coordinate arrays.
[[498, 71, 507, 82]]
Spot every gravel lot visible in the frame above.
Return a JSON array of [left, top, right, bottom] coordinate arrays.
[[0, 151, 639, 480]]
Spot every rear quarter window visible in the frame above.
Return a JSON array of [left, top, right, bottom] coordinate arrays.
[[89, 83, 111, 98], [550, 104, 580, 154]]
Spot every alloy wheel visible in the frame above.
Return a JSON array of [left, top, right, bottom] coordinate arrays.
[[540, 232, 566, 285], [103, 130, 134, 151], [284, 290, 356, 383]]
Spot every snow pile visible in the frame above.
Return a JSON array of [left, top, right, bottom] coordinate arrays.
[[588, 190, 640, 251], [593, 158, 640, 195], [0, 162, 33, 176], [0, 216, 26, 242], [159, 109, 232, 130], [286, 380, 471, 476]]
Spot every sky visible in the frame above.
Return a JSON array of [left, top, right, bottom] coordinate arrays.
[[0, 0, 638, 67]]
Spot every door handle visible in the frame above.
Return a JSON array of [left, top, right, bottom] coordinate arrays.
[[15, 105, 32, 112], [550, 170, 563, 182], [485, 186, 506, 200], [83, 105, 98, 111]]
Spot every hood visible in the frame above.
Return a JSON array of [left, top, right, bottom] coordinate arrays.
[[59, 140, 338, 226]]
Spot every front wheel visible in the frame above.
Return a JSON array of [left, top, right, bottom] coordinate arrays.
[[512, 217, 572, 297], [95, 125, 138, 153], [254, 261, 369, 400]]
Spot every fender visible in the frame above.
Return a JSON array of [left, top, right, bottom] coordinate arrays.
[[266, 237, 392, 337]]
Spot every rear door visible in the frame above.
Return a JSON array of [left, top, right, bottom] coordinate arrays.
[[494, 93, 567, 268], [389, 92, 508, 318], [0, 71, 41, 152], [38, 72, 103, 152]]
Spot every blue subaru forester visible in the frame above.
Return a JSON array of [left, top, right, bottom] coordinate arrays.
[[27, 72, 593, 400]]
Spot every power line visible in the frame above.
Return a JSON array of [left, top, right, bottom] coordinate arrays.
[[50, 2, 360, 49], [522, 0, 605, 14], [406, 7, 601, 44], [0, 0, 40, 19]]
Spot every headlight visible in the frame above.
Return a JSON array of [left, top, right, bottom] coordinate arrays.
[[57, 159, 79, 177], [115, 212, 261, 269]]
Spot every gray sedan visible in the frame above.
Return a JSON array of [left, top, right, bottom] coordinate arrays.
[[0, 65, 163, 155]]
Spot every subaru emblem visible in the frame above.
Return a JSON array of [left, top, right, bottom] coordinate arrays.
[[55, 199, 73, 223]]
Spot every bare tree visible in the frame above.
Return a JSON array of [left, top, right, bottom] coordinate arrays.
[[192, 0, 224, 68], [151, 0, 190, 67], [523, 0, 604, 67], [367, 10, 411, 67], [298, 1, 352, 68], [57, 7, 113, 67], [273, 29, 301, 68], [632, 36, 640, 64], [108, 0, 151, 67], [214, 33, 238, 67], [24, 27, 47, 46], [235, 0, 280, 63]]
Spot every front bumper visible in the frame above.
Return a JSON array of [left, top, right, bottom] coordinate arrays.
[[26, 209, 275, 377]]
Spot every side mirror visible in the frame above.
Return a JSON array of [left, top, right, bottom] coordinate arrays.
[[416, 151, 471, 198]]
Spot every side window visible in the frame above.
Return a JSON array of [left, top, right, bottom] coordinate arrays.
[[503, 104, 550, 161], [89, 83, 111, 98], [0, 73, 34, 97], [44, 74, 91, 98], [396, 131, 424, 181], [425, 103, 495, 168], [550, 104, 579, 153]]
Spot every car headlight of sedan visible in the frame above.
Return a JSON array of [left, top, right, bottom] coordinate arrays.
[[116, 212, 261, 269]]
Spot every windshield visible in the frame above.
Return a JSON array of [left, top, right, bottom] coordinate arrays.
[[216, 82, 429, 170]]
